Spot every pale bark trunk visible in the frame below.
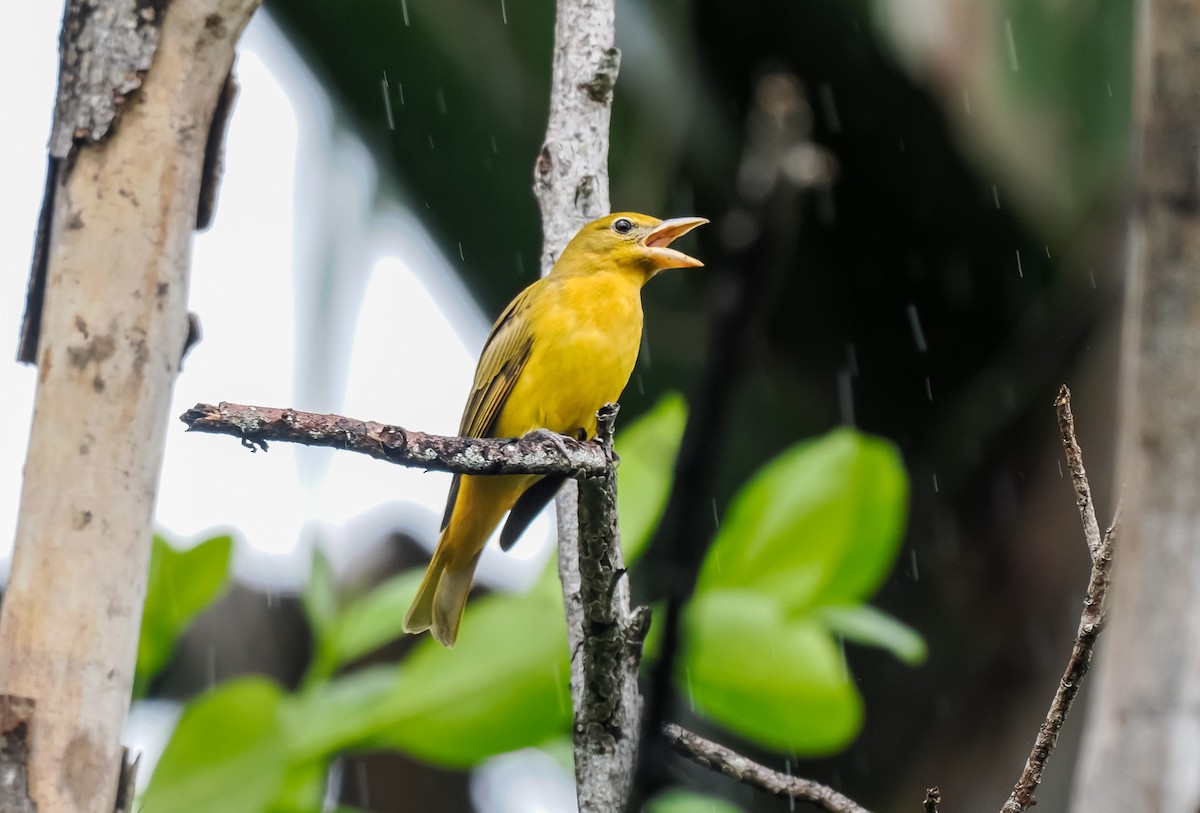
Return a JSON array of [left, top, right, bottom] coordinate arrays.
[[0, 1, 259, 810], [1070, 0, 1200, 809]]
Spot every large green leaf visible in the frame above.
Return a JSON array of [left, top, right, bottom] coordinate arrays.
[[683, 590, 862, 754], [368, 588, 571, 766], [142, 678, 286, 813], [136, 534, 233, 696], [649, 789, 744, 813], [286, 590, 571, 769], [682, 429, 913, 754], [330, 570, 424, 668], [696, 429, 907, 612], [616, 392, 687, 565]]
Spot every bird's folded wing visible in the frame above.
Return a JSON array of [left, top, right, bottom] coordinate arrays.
[[439, 282, 539, 531]]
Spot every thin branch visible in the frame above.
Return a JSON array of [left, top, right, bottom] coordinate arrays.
[[661, 724, 871, 813], [180, 402, 608, 478], [999, 385, 1118, 813], [1054, 385, 1104, 561]]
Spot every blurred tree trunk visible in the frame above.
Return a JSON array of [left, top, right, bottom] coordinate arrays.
[[0, 1, 259, 810], [1071, 1, 1200, 809]]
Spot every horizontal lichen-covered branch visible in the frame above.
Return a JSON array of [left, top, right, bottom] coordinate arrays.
[[180, 402, 609, 478]]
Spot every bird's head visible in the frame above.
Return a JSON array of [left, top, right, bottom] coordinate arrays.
[[555, 212, 708, 279]]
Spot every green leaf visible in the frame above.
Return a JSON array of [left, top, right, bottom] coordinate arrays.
[[303, 546, 338, 646], [696, 429, 907, 612], [286, 590, 571, 769], [649, 788, 745, 813], [270, 758, 327, 813], [615, 392, 687, 565], [142, 678, 286, 813], [368, 589, 572, 766], [683, 590, 861, 754], [819, 604, 927, 666], [136, 534, 233, 696], [331, 570, 424, 668]]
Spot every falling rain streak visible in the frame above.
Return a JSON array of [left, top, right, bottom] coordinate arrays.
[[909, 549, 919, 581], [992, 184, 1000, 209], [1004, 18, 1020, 71], [838, 367, 855, 427], [932, 472, 939, 493], [1016, 249, 1024, 278], [436, 87, 448, 115], [906, 303, 928, 353], [818, 83, 841, 133], [381, 73, 395, 130], [400, 0, 410, 26], [924, 376, 933, 402], [500, 0, 508, 24]]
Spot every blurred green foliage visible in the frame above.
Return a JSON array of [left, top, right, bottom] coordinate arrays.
[[140, 398, 920, 809], [135, 533, 233, 697]]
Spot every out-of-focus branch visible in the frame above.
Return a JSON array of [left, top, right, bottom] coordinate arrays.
[[661, 724, 871, 813], [180, 402, 608, 477], [0, 1, 262, 810], [636, 72, 835, 797], [999, 386, 1118, 813]]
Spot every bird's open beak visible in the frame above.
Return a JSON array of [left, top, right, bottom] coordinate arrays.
[[640, 216, 708, 269]]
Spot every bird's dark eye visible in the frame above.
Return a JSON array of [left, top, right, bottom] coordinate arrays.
[[612, 217, 633, 235]]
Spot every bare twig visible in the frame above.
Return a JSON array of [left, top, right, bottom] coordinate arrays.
[[1054, 385, 1103, 560], [661, 724, 871, 813], [999, 385, 1118, 813], [180, 402, 608, 478]]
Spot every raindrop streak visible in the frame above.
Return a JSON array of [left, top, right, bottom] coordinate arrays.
[[838, 367, 855, 427], [1016, 249, 1024, 278], [427, 134, 435, 150], [818, 83, 842, 134], [711, 498, 719, 529], [1045, 245, 1051, 259], [436, 86, 448, 115], [1107, 81, 1114, 98], [924, 376, 933, 402], [845, 342, 859, 376], [397, 81, 405, 105], [1089, 269, 1097, 289], [458, 242, 465, 261], [932, 472, 939, 493], [490, 134, 498, 154], [380, 73, 395, 130], [635, 373, 644, 395], [1057, 458, 1063, 478], [906, 304, 928, 353], [992, 184, 1000, 209], [356, 760, 370, 808], [786, 760, 796, 812], [400, 0, 410, 26], [500, 0, 508, 24], [910, 549, 920, 581], [1004, 18, 1020, 71]]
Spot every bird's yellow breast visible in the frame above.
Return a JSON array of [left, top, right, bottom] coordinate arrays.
[[493, 270, 644, 440]]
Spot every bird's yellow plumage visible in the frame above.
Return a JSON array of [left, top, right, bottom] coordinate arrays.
[[403, 212, 707, 646]]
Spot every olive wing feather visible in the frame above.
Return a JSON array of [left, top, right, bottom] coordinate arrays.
[[439, 282, 540, 531]]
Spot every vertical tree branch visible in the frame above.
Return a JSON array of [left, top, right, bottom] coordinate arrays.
[[531, 0, 628, 809], [0, 1, 261, 810], [1071, 1, 1200, 810]]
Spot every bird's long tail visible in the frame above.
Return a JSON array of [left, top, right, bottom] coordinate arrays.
[[403, 474, 527, 647], [402, 540, 482, 647]]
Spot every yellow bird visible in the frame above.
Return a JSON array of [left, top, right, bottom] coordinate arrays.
[[403, 212, 707, 646]]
